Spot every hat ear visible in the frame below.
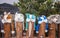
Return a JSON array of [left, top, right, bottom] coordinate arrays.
[[8, 12, 10, 14], [4, 12, 7, 15], [16, 12, 18, 14]]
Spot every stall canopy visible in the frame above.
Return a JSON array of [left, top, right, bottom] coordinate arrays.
[[0, 3, 19, 14]]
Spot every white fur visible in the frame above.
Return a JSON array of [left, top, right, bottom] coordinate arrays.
[[38, 21, 43, 24], [26, 19, 36, 22], [43, 19, 48, 23], [2, 13, 12, 23], [36, 31, 39, 33], [31, 19, 36, 22], [11, 31, 15, 34], [45, 30, 48, 32], [26, 18, 30, 22], [15, 13, 24, 22], [47, 14, 59, 23], [1, 30, 4, 33], [38, 19, 47, 24], [2, 19, 12, 23], [26, 14, 36, 22]]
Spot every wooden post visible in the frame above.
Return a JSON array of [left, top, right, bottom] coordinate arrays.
[[48, 23, 56, 38], [26, 21, 34, 38], [38, 22, 46, 38], [16, 22, 23, 38], [4, 23, 11, 38]]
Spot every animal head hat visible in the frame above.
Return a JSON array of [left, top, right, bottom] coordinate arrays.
[[2, 12, 12, 23]]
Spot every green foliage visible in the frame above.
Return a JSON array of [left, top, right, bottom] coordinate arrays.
[[14, 0, 60, 16]]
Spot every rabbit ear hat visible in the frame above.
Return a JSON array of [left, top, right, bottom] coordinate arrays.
[[47, 14, 60, 24], [2, 12, 12, 23], [15, 12, 24, 22]]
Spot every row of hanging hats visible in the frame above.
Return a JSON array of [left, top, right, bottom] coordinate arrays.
[[1, 12, 60, 24], [1, 12, 60, 33], [1, 12, 24, 23], [25, 14, 60, 33], [25, 13, 49, 34], [1, 12, 48, 33], [1, 12, 25, 33]]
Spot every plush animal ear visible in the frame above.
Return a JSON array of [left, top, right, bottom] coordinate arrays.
[[4, 11, 7, 15], [8, 12, 10, 14]]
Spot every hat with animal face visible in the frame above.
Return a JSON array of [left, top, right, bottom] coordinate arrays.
[[47, 14, 60, 24], [15, 12, 24, 22], [26, 13, 36, 22], [2, 12, 12, 23], [37, 15, 48, 24]]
